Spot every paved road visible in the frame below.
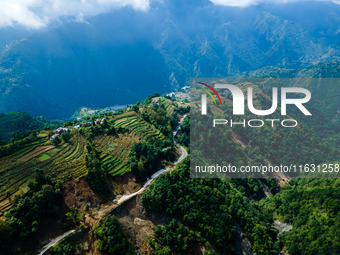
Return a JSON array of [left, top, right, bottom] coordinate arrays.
[[38, 114, 188, 255], [38, 230, 75, 255]]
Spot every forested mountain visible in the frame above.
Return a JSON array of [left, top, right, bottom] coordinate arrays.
[[0, 111, 60, 142], [2, 1, 340, 119], [246, 62, 340, 125]]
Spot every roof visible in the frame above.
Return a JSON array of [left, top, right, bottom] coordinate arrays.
[[50, 134, 60, 140]]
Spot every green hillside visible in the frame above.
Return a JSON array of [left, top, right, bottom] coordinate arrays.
[[245, 62, 340, 125], [0, 111, 60, 142], [0, 99, 188, 214]]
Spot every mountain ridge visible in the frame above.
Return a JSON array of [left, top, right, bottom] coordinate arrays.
[[2, 1, 340, 119]]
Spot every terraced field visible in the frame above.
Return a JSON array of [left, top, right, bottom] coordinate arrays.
[[0, 135, 89, 213], [95, 114, 167, 177], [19, 146, 55, 162], [113, 113, 166, 142], [153, 96, 189, 115], [0, 112, 171, 214]]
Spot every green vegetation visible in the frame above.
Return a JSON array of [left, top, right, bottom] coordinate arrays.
[[0, 169, 63, 253], [142, 158, 278, 254], [0, 111, 60, 142], [187, 79, 340, 253], [0, 102, 182, 212], [0, 132, 47, 159], [128, 140, 175, 181], [61, 130, 71, 143], [94, 215, 134, 255], [260, 178, 340, 255], [49, 240, 75, 254], [149, 219, 197, 254], [65, 206, 86, 229], [39, 153, 50, 161], [84, 142, 111, 198], [177, 114, 190, 147], [3, 80, 340, 255]]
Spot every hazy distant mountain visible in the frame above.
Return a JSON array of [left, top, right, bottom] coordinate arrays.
[[2, 0, 340, 119]]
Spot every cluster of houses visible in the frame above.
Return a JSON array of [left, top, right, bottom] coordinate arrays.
[[50, 118, 106, 140], [166, 91, 191, 100], [152, 100, 160, 105], [50, 127, 70, 141], [222, 89, 231, 96], [96, 118, 106, 125]]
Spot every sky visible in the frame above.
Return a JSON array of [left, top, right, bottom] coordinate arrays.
[[0, 0, 338, 28]]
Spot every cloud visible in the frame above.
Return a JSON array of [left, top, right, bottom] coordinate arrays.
[[0, 0, 338, 29], [0, 0, 150, 28]]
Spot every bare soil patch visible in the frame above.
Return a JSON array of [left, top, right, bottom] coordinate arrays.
[[113, 194, 170, 255], [112, 172, 140, 195], [18, 145, 55, 162], [63, 177, 104, 211]]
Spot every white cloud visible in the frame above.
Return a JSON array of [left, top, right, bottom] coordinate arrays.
[[0, 0, 338, 29], [0, 0, 150, 28]]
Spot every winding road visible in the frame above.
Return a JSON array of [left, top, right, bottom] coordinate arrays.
[[113, 113, 188, 204], [38, 230, 75, 255], [38, 113, 188, 255]]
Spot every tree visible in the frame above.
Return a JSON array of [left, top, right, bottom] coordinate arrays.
[[0, 219, 11, 250], [61, 130, 71, 143], [63, 121, 72, 127], [131, 105, 139, 113], [52, 135, 61, 145], [41, 184, 55, 205], [65, 207, 81, 227], [84, 142, 111, 197], [95, 215, 134, 255]]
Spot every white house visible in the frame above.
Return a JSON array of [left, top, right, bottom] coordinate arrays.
[[50, 134, 59, 140]]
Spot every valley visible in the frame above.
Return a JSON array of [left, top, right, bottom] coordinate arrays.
[[1, 1, 340, 254], [0, 78, 340, 254]]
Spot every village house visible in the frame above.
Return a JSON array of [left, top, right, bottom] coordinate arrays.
[[50, 134, 59, 140], [53, 127, 70, 134]]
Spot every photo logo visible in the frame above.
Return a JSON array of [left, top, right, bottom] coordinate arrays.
[[198, 82, 222, 113], [199, 83, 312, 128], [200, 83, 311, 116]]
